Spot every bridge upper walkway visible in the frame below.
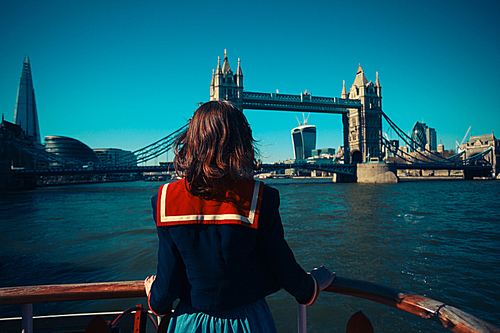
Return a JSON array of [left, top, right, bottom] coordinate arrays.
[[242, 91, 362, 113]]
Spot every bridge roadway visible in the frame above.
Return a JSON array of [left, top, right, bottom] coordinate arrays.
[[260, 162, 492, 175], [7, 162, 492, 177], [394, 163, 492, 171], [8, 163, 356, 176], [258, 163, 356, 175], [9, 165, 176, 176]]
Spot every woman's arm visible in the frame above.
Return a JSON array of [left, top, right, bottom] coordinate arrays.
[[258, 186, 334, 305], [146, 195, 186, 315]]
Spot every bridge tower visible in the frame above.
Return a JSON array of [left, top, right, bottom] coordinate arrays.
[[342, 64, 382, 163], [210, 50, 244, 110]]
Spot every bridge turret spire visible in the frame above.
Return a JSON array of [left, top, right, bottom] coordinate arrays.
[[216, 56, 222, 75], [341, 80, 348, 99], [211, 57, 223, 101], [375, 71, 382, 97], [236, 58, 243, 77], [222, 50, 232, 75], [236, 58, 243, 107], [353, 64, 368, 88]]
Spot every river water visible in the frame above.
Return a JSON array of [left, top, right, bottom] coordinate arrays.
[[0, 179, 499, 332]]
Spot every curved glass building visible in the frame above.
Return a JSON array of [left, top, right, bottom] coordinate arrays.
[[291, 125, 316, 160], [411, 122, 427, 152], [45, 136, 101, 166], [410, 121, 437, 152]]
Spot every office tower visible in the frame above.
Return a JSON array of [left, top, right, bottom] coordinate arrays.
[[426, 127, 437, 151], [291, 121, 316, 160], [13, 56, 41, 144], [411, 121, 437, 152]]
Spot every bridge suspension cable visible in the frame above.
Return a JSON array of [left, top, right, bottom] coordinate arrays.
[[9, 124, 189, 168], [444, 150, 466, 162], [381, 112, 493, 167], [114, 123, 188, 166], [380, 136, 450, 165], [461, 147, 493, 165], [381, 112, 449, 164]]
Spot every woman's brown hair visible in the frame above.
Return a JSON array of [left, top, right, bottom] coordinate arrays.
[[173, 101, 258, 198]]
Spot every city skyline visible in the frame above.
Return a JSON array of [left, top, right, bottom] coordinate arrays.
[[1, 0, 499, 163]]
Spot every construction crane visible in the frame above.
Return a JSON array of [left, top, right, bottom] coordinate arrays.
[[455, 126, 471, 153], [295, 113, 310, 126]]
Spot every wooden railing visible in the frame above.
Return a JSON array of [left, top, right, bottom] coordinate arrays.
[[1, 278, 499, 333], [0, 281, 144, 305], [324, 277, 500, 333]]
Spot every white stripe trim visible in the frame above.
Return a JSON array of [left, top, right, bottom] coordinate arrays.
[[247, 181, 261, 224], [304, 275, 319, 306], [159, 183, 169, 222], [161, 214, 250, 223], [159, 181, 262, 225]]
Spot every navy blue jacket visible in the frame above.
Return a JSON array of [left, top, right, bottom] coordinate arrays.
[[148, 182, 315, 314]]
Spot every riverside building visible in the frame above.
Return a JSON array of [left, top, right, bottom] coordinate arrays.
[[45, 136, 101, 167], [94, 148, 137, 167]]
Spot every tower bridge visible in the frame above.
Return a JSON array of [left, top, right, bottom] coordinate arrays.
[[210, 51, 382, 164], [208, 51, 495, 180]]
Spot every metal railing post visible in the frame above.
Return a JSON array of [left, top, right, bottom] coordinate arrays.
[[22, 303, 33, 333], [298, 304, 307, 333]]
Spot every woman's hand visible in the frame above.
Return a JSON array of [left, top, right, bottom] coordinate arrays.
[[310, 266, 335, 290], [144, 275, 156, 296]]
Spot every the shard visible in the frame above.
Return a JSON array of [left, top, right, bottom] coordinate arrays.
[[13, 56, 41, 144]]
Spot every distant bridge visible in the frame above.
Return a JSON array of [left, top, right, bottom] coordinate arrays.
[[9, 163, 355, 177], [9, 158, 492, 179], [6, 114, 494, 180], [9, 165, 175, 176], [258, 162, 355, 176]]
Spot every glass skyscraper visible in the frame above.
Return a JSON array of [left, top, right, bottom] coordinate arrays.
[[13, 56, 41, 145], [291, 124, 316, 160], [410, 121, 437, 152]]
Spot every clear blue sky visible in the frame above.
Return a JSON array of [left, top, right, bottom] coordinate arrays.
[[1, 0, 499, 163]]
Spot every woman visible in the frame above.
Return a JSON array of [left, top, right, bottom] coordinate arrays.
[[145, 101, 334, 332]]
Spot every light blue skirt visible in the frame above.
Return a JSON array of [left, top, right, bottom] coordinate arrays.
[[166, 298, 277, 333]]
